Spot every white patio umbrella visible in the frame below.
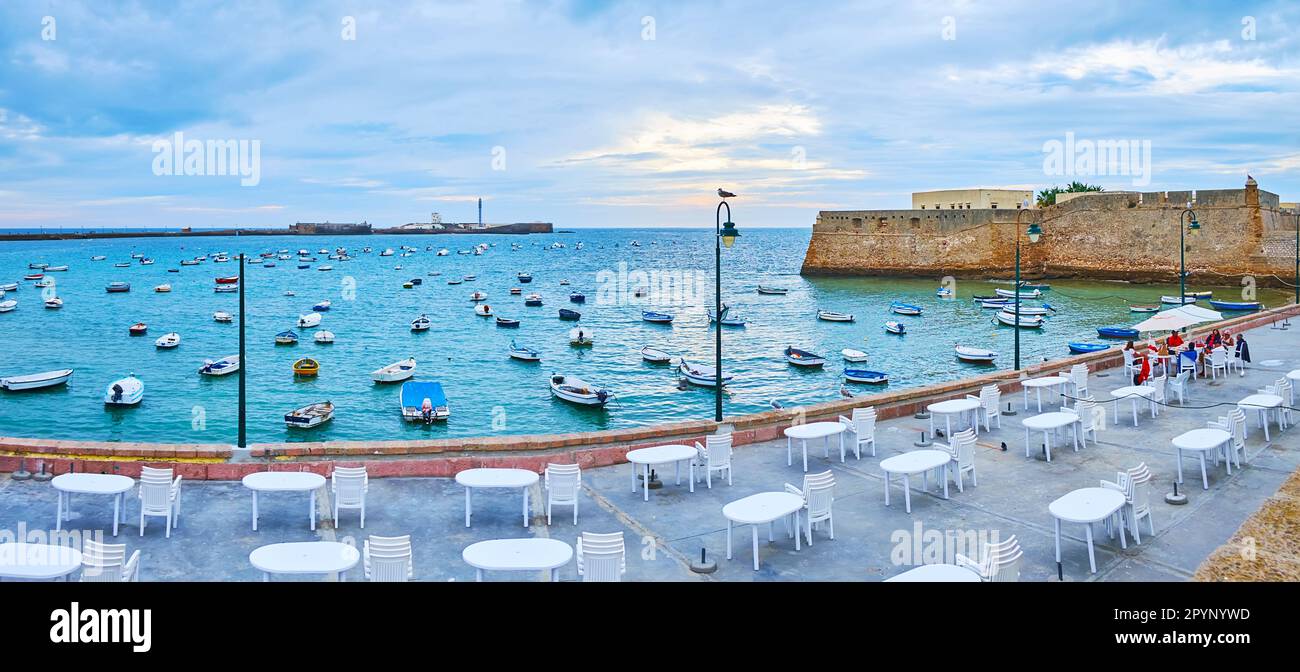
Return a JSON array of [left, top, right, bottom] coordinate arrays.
[[1131, 305, 1222, 333]]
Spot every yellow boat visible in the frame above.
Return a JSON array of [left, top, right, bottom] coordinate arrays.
[[292, 358, 320, 376]]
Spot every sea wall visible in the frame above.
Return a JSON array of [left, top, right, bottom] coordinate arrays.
[[3, 304, 1295, 480], [802, 180, 1299, 287]]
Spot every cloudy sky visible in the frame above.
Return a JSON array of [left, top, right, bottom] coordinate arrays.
[[1, 0, 1298, 229]]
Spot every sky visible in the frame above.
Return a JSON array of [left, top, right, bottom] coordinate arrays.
[[1, 0, 1298, 230]]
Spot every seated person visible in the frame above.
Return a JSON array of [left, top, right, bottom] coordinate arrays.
[[1167, 330, 1184, 349]]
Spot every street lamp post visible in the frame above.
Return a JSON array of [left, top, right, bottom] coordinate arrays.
[[1179, 207, 1200, 302], [238, 253, 246, 448], [1012, 204, 1043, 371], [1294, 211, 1299, 306], [714, 198, 739, 423]]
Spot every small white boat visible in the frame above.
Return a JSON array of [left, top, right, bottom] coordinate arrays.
[[1160, 295, 1197, 305], [410, 314, 431, 331], [198, 356, 240, 376], [318, 265, 334, 272], [508, 340, 541, 362], [469, 291, 487, 301], [91, 256, 107, 261], [884, 321, 906, 335], [843, 369, 889, 384], [935, 287, 954, 298], [0, 283, 17, 291], [995, 310, 1044, 328], [437, 249, 449, 256], [297, 312, 322, 328], [44, 297, 63, 309], [475, 304, 493, 317], [104, 375, 144, 406], [569, 327, 594, 346], [785, 346, 826, 367], [841, 348, 869, 362], [642, 310, 674, 323], [0, 300, 16, 313], [213, 311, 233, 323], [817, 310, 854, 322], [756, 285, 789, 295], [314, 330, 335, 344], [995, 288, 1041, 299], [550, 374, 613, 406], [372, 357, 416, 383], [889, 302, 924, 316], [999, 305, 1051, 316], [155, 332, 181, 349], [154, 284, 171, 293], [0, 368, 73, 391], [285, 401, 335, 429], [312, 300, 332, 311], [679, 359, 732, 387], [379, 248, 394, 257], [955, 346, 997, 363], [641, 346, 673, 363]]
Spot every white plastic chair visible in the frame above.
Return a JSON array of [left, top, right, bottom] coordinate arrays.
[[1069, 365, 1090, 405], [837, 406, 877, 458], [964, 385, 1001, 431], [331, 466, 369, 528], [955, 535, 1022, 582], [364, 535, 413, 582], [1145, 374, 1166, 416], [934, 428, 977, 492], [1208, 347, 1228, 379], [694, 433, 733, 487], [1178, 350, 1198, 379], [544, 463, 582, 525], [138, 466, 181, 538], [1167, 370, 1191, 405], [1072, 400, 1100, 447], [1122, 349, 1137, 379], [1102, 463, 1154, 544], [1258, 380, 1292, 431], [576, 532, 625, 582], [1208, 409, 1247, 468], [783, 470, 835, 545], [80, 539, 140, 582], [1227, 346, 1244, 375]]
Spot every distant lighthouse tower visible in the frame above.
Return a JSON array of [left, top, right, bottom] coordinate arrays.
[[478, 198, 482, 227]]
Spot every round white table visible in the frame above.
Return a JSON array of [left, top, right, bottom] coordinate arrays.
[[52, 473, 134, 536], [249, 541, 359, 582], [1050, 487, 1127, 574], [1238, 394, 1285, 442], [0, 543, 83, 581], [885, 564, 980, 582], [879, 450, 951, 513], [241, 472, 327, 531], [626, 445, 696, 501], [927, 398, 981, 440], [1110, 386, 1155, 426], [462, 538, 573, 581], [1022, 412, 1079, 462], [783, 422, 846, 472], [723, 492, 804, 571], [1172, 428, 1233, 490], [1021, 375, 1070, 412], [455, 468, 539, 528]]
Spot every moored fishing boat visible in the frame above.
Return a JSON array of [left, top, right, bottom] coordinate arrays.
[[558, 308, 581, 321], [198, 356, 239, 376], [275, 330, 299, 345], [642, 310, 674, 323], [1068, 342, 1110, 354], [410, 314, 431, 331], [0, 368, 73, 391], [995, 310, 1044, 328], [569, 293, 585, 303], [884, 320, 906, 335], [510, 287, 522, 295], [469, 291, 487, 301], [106, 282, 131, 293], [1097, 326, 1139, 339], [978, 299, 1012, 309], [843, 369, 889, 384], [44, 297, 63, 309], [641, 346, 672, 363], [841, 348, 869, 362], [0, 282, 16, 291], [708, 305, 747, 326], [816, 309, 854, 322], [1207, 299, 1261, 311], [508, 340, 540, 361], [214, 285, 237, 293], [215, 276, 238, 284], [0, 299, 15, 313], [45, 265, 68, 272], [154, 332, 181, 349], [955, 346, 997, 363], [784, 346, 826, 367], [1160, 295, 1196, 305], [1129, 305, 1159, 313], [679, 359, 732, 387], [314, 330, 335, 344], [400, 381, 450, 423], [475, 304, 493, 316], [371, 357, 416, 383], [284, 401, 334, 429], [889, 301, 923, 316], [995, 288, 1041, 299], [517, 272, 533, 283], [495, 316, 520, 328], [129, 322, 148, 335], [104, 375, 144, 406], [549, 374, 612, 407], [312, 300, 331, 311], [935, 287, 954, 298], [756, 285, 789, 295], [213, 311, 233, 323], [297, 312, 322, 328], [292, 358, 320, 376], [153, 283, 171, 293], [569, 327, 594, 346]]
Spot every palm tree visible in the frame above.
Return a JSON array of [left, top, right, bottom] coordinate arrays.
[[1036, 182, 1103, 207]]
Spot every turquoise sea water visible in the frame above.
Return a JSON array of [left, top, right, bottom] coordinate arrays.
[[0, 228, 1287, 444]]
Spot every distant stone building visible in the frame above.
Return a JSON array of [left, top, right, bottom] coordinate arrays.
[[290, 221, 372, 235], [912, 188, 1034, 211]]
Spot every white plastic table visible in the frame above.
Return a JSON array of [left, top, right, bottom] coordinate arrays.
[[242, 472, 327, 531], [0, 543, 83, 581], [455, 468, 539, 528], [1022, 412, 1079, 462], [1021, 375, 1070, 412], [1050, 487, 1127, 574], [784, 422, 846, 472], [1171, 428, 1232, 490], [462, 538, 573, 581], [1238, 394, 1285, 441], [1110, 386, 1155, 426], [885, 564, 981, 582], [52, 473, 134, 536], [879, 450, 951, 513], [927, 398, 981, 440], [249, 541, 359, 582], [1286, 370, 1300, 405], [723, 492, 803, 571], [626, 445, 696, 501]]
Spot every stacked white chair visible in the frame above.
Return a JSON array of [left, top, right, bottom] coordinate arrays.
[[544, 463, 582, 525], [955, 535, 1022, 582], [964, 385, 1002, 431], [836, 406, 877, 458], [934, 428, 977, 492], [783, 470, 835, 545], [1208, 409, 1248, 469], [1072, 399, 1101, 447], [1208, 347, 1229, 379], [576, 532, 626, 582], [694, 433, 733, 487], [331, 466, 369, 528], [364, 535, 413, 582], [138, 466, 181, 538], [1068, 364, 1090, 406], [1258, 379, 1292, 431], [1102, 463, 1154, 544], [1167, 369, 1191, 405], [80, 539, 141, 582]]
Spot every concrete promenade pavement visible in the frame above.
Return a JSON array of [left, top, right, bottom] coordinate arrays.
[[2, 319, 1297, 581]]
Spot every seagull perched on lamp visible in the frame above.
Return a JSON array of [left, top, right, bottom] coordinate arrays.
[[717, 188, 736, 199]]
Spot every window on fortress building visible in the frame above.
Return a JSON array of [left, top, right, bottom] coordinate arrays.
[[991, 203, 998, 209]]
